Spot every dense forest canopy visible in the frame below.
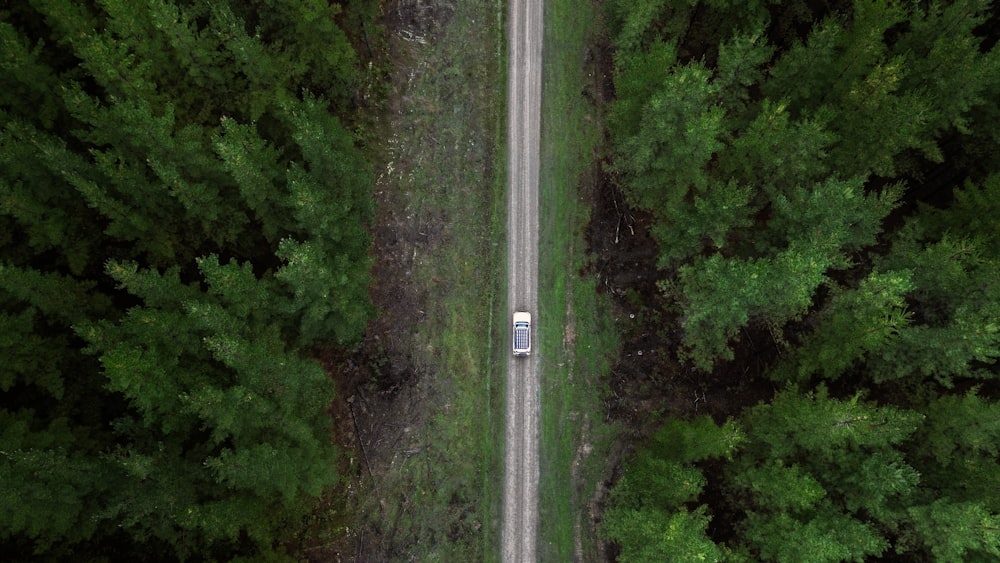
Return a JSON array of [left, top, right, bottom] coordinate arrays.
[[602, 0, 1000, 561], [1, 0, 376, 558]]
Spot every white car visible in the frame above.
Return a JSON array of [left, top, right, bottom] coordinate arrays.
[[513, 312, 531, 357]]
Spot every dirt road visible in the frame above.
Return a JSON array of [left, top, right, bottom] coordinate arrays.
[[502, 0, 542, 560]]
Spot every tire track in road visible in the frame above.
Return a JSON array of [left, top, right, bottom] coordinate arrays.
[[502, 0, 542, 561]]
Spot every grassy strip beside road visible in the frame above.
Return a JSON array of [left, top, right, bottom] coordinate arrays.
[[354, 1, 507, 559], [538, 0, 619, 560]]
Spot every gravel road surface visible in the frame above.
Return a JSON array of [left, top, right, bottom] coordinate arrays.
[[501, 0, 542, 560]]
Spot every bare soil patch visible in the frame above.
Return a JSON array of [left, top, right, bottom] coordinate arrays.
[[297, 8, 447, 563], [306, 1, 504, 560]]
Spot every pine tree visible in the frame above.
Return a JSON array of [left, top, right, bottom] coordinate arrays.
[[757, 175, 900, 256], [728, 460, 826, 513], [649, 178, 754, 267], [713, 25, 774, 124], [764, 0, 907, 115], [0, 263, 111, 325], [741, 506, 888, 562], [727, 390, 923, 559], [0, 119, 102, 274], [31, 0, 156, 102], [1, 1, 371, 557], [272, 93, 373, 346], [907, 499, 1000, 561], [602, 416, 739, 562], [739, 389, 922, 462], [606, 0, 671, 56], [771, 270, 913, 385], [0, 266, 106, 450], [672, 173, 900, 370], [61, 86, 250, 263], [212, 5, 294, 112], [0, 307, 66, 399], [213, 117, 290, 244], [828, 57, 938, 177], [254, 0, 358, 103], [909, 391, 1000, 510], [0, 23, 61, 129], [871, 225, 1000, 387], [891, 0, 1000, 136], [716, 99, 836, 194], [758, 0, 1000, 178], [275, 237, 371, 346], [604, 505, 723, 562], [602, 1, 1000, 559], [760, 17, 843, 117], [279, 92, 373, 241], [0, 446, 111, 550], [917, 391, 1000, 472], [917, 174, 1000, 249], [77, 257, 341, 555], [609, 43, 725, 214]]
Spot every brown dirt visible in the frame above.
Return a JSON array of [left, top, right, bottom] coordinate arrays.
[[299, 2, 468, 561], [586, 169, 779, 428]]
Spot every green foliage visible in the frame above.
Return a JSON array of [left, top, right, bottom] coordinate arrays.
[[0, 411, 108, 550], [674, 252, 802, 368], [731, 461, 826, 512], [759, 0, 1000, 177], [730, 391, 921, 560], [606, 393, 928, 559], [919, 174, 1000, 249], [0, 23, 61, 129], [673, 174, 901, 370], [907, 499, 1000, 561], [649, 179, 754, 264], [761, 176, 900, 257], [640, 415, 743, 467], [280, 92, 373, 244], [871, 227, 1000, 386], [605, 2, 1000, 559], [0, 263, 112, 324], [717, 99, 836, 191], [907, 391, 1000, 516], [605, 0, 670, 55], [0, 448, 109, 549], [0, 309, 64, 398], [76, 258, 341, 555], [609, 42, 725, 213], [607, 0, 1000, 375], [0, 119, 101, 274], [773, 270, 913, 384], [213, 117, 289, 243], [714, 25, 774, 120], [740, 389, 923, 461], [829, 58, 939, 177], [916, 391, 1000, 471], [0, 264, 115, 401], [742, 507, 888, 562], [758, 17, 843, 117], [893, 0, 1000, 135], [0, 0, 377, 557], [276, 237, 372, 346], [604, 505, 723, 562], [603, 416, 738, 562]]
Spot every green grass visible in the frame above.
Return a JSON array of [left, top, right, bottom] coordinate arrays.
[[355, 0, 617, 557], [538, 0, 620, 560], [353, 1, 509, 560]]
